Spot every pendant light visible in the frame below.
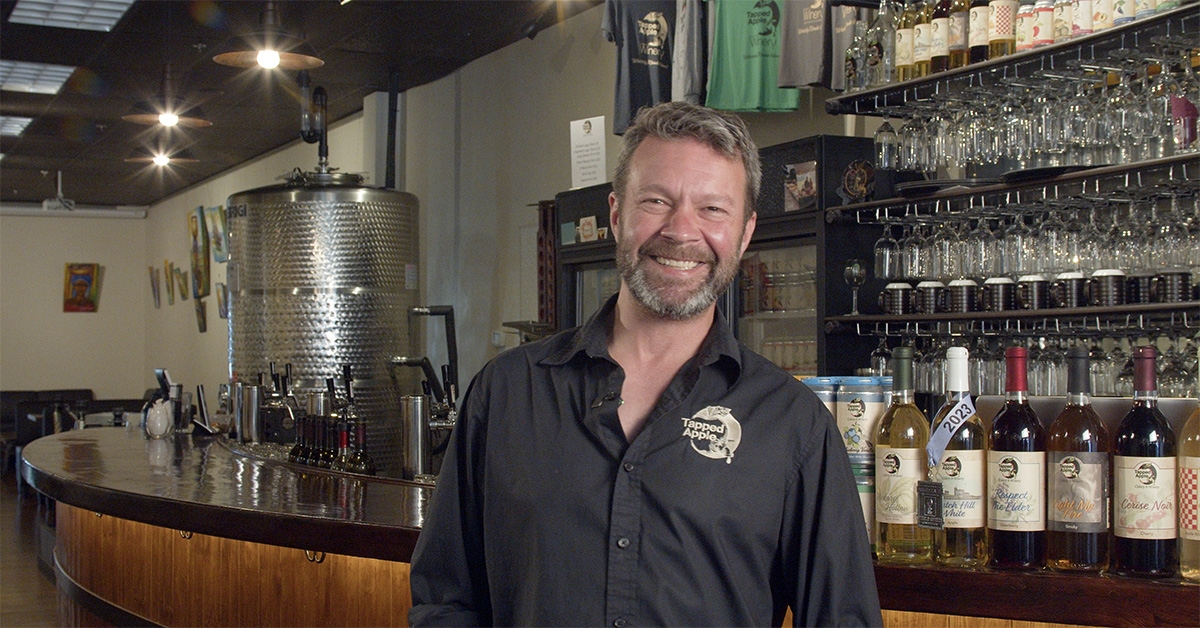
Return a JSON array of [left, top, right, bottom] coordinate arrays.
[[212, 1, 323, 71], [121, 63, 212, 128], [122, 3, 211, 129], [125, 147, 199, 166]]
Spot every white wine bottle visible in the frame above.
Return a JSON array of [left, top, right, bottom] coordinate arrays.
[[875, 346, 932, 564], [930, 347, 988, 568]]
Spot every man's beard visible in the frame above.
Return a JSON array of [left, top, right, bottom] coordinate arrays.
[[616, 236, 743, 321]]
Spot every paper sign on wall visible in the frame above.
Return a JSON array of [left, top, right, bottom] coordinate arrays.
[[570, 116, 606, 189]]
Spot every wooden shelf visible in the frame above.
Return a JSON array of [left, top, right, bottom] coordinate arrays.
[[875, 564, 1198, 627], [826, 301, 1199, 329]]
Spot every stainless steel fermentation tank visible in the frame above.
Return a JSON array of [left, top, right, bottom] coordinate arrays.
[[226, 171, 420, 475]]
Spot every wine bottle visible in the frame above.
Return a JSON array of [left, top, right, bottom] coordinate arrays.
[[930, 347, 988, 568], [968, 0, 990, 63], [331, 421, 352, 471], [1180, 344, 1200, 582], [913, 0, 933, 78], [988, 346, 1047, 570], [930, 0, 952, 73], [987, 0, 1019, 58], [949, 0, 970, 67], [874, 346, 932, 564], [1047, 346, 1110, 572], [1112, 346, 1178, 578], [897, 0, 920, 81], [866, 1, 898, 87]]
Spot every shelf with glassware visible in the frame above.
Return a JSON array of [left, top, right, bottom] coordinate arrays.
[[826, 1, 1198, 117], [818, 150, 1197, 401]]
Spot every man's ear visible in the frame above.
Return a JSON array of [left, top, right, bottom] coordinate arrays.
[[608, 191, 621, 242]]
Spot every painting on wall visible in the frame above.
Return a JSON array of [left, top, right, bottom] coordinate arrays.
[[174, 268, 189, 301], [149, 266, 161, 309], [205, 205, 230, 263], [189, 207, 211, 299], [216, 282, 229, 319], [165, 260, 175, 305], [63, 263, 99, 312], [195, 299, 207, 333]]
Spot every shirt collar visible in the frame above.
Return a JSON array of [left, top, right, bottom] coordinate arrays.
[[542, 292, 743, 377]]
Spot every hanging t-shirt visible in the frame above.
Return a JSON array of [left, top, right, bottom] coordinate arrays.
[[705, 0, 799, 112], [778, 2, 858, 91], [672, 0, 706, 104], [777, 0, 827, 87], [604, 0, 676, 135]]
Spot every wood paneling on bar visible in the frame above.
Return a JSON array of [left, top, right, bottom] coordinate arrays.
[[56, 504, 412, 627]]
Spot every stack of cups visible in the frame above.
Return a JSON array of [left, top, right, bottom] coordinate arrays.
[[834, 376, 889, 551]]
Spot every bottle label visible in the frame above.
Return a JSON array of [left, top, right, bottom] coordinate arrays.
[[1016, 7, 1034, 49], [1093, 0, 1114, 29], [931, 17, 951, 56], [1033, 6, 1054, 45], [1112, 0, 1134, 23], [877, 446, 925, 524], [988, 450, 1046, 531], [1114, 455, 1177, 540], [988, 0, 1020, 42], [914, 22, 932, 62], [1053, 1, 1073, 40], [1133, 0, 1155, 18], [1072, 0, 1094, 34], [969, 6, 990, 46], [896, 28, 915, 66], [931, 449, 986, 527], [837, 391, 887, 455], [1182, 457, 1200, 541], [1048, 451, 1108, 533], [950, 11, 969, 50]]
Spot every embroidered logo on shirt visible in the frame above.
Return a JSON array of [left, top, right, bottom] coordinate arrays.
[[680, 406, 742, 464]]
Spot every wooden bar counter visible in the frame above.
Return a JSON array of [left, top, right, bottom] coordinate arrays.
[[21, 428, 1199, 627]]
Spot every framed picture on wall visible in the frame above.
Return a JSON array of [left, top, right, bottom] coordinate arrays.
[[205, 205, 230, 262], [63, 263, 99, 312], [189, 207, 211, 299], [149, 266, 161, 309], [195, 299, 207, 333], [166, 260, 175, 305], [216, 282, 229, 319]]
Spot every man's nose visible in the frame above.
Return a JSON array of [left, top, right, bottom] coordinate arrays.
[[660, 205, 701, 241]]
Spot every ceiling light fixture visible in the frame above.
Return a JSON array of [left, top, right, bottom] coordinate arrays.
[[212, 0, 323, 71], [125, 147, 199, 166], [0, 116, 35, 136], [8, 0, 136, 32], [120, 63, 212, 128], [0, 60, 77, 94]]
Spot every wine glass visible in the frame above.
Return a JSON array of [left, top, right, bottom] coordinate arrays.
[[873, 224, 899, 280], [844, 258, 867, 315], [870, 336, 892, 375]]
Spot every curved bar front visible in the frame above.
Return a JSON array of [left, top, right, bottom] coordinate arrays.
[[21, 428, 429, 562]]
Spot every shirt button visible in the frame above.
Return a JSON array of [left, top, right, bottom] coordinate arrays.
[[623, 462, 634, 472], [617, 537, 630, 549], [613, 618, 628, 628], [603, 391, 617, 401]]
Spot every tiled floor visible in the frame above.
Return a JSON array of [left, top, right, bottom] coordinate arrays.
[[1, 469, 60, 627]]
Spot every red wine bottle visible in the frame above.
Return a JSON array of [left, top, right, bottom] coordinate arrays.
[[1046, 345, 1110, 572], [1112, 346, 1178, 578], [988, 346, 1046, 570]]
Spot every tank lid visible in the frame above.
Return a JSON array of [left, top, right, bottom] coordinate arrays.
[[284, 169, 365, 188]]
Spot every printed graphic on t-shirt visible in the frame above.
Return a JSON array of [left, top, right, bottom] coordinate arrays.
[[635, 11, 671, 67]]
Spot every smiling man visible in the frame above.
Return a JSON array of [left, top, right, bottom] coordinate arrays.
[[409, 102, 881, 627]]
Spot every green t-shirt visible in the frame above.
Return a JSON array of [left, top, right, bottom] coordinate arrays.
[[705, 0, 799, 112]]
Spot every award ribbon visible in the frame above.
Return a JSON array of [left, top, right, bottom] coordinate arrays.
[[926, 394, 976, 468]]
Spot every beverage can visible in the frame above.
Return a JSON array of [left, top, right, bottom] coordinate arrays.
[[837, 377, 888, 456]]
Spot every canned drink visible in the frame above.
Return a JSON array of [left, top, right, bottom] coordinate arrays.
[[837, 377, 888, 457], [801, 376, 841, 420]]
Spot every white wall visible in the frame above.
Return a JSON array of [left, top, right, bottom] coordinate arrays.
[[0, 215, 147, 399]]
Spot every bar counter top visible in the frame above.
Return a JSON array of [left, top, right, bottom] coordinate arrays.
[[20, 427, 429, 562]]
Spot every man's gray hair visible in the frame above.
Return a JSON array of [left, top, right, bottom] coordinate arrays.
[[612, 102, 761, 220]]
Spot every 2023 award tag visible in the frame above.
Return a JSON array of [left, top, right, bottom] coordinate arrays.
[[917, 394, 978, 530]]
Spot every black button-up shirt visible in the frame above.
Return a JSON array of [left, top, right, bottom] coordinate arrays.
[[409, 296, 881, 627]]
